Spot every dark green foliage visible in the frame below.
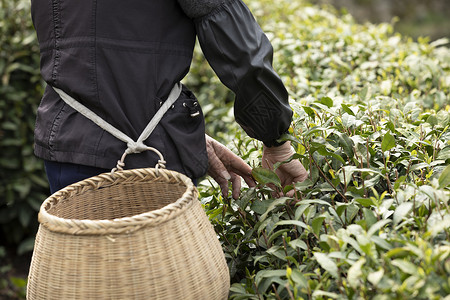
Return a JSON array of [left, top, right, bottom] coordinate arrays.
[[0, 0, 48, 253], [192, 0, 450, 299]]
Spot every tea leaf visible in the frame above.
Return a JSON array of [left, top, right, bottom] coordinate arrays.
[[275, 220, 308, 230], [381, 131, 396, 152], [367, 269, 384, 286], [391, 259, 418, 275], [303, 106, 316, 119], [438, 164, 450, 188], [338, 133, 354, 158], [367, 219, 391, 237], [287, 267, 308, 289], [347, 258, 366, 288], [341, 103, 355, 116], [393, 202, 413, 225], [252, 167, 281, 188], [288, 238, 308, 250], [355, 198, 374, 207], [255, 269, 286, 285], [313, 252, 338, 278], [319, 96, 333, 108], [311, 216, 326, 236], [259, 197, 290, 222]]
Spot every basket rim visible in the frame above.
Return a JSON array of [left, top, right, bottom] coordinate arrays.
[[38, 167, 197, 235]]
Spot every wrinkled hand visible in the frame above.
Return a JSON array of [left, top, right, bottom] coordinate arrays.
[[206, 135, 256, 199], [262, 141, 308, 197]]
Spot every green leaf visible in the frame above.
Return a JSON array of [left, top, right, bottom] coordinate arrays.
[[394, 175, 407, 190], [334, 202, 347, 217], [355, 198, 374, 207], [338, 133, 354, 158], [341, 103, 355, 116], [255, 269, 286, 285], [364, 175, 382, 188], [391, 259, 418, 275], [311, 216, 326, 236], [319, 96, 333, 108], [428, 216, 450, 237], [437, 146, 450, 160], [381, 131, 396, 152], [235, 188, 254, 210], [386, 121, 395, 132], [436, 110, 449, 127], [312, 291, 340, 299], [259, 197, 290, 222], [10, 277, 27, 289], [287, 267, 308, 289], [363, 208, 378, 228], [317, 146, 345, 164], [371, 236, 392, 250], [275, 220, 308, 230], [299, 199, 332, 207], [385, 248, 414, 259], [268, 229, 290, 245], [305, 126, 328, 137], [426, 114, 438, 127], [393, 202, 413, 225], [252, 167, 281, 188], [438, 164, 450, 188], [19, 207, 33, 228], [313, 252, 338, 278], [367, 219, 391, 237], [367, 269, 384, 286], [17, 237, 35, 255], [359, 86, 372, 101], [251, 199, 272, 215], [288, 238, 308, 250], [303, 106, 316, 119], [347, 258, 366, 289]]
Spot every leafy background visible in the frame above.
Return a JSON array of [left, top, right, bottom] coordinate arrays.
[[1, 0, 449, 299]]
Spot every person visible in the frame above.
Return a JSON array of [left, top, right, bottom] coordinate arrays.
[[31, 0, 308, 198]]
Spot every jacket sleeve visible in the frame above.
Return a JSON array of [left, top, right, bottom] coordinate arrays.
[[177, 0, 293, 146]]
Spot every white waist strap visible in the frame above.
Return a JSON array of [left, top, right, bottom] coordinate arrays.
[[52, 83, 182, 171]]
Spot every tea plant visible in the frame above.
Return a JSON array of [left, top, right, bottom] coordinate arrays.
[[192, 0, 450, 299], [199, 93, 449, 299], [0, 0, 47, 253]]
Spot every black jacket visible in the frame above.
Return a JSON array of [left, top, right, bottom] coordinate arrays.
[[31, 0, 292, 179]]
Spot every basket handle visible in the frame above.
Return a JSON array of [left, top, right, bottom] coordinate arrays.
[[111, 146, 166, 174]]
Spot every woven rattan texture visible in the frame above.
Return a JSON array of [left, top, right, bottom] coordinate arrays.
[[27, 168, 230, 299]]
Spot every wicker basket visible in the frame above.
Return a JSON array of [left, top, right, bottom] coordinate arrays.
[[27, 168, 230, 300]]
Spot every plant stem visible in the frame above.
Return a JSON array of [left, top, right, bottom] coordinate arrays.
[[282, 235, 291, 268], [272, 284, 282, 300], [251, 276, 262, 300], [285, 283, 295, 300], [310, 153, 348, 203]]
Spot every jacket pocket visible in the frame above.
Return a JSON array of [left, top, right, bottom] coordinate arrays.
[[159, 86, 208, 179]]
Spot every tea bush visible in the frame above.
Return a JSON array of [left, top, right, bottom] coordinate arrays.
[[0, 0, 47, 254], [188, 0, 450, 299]]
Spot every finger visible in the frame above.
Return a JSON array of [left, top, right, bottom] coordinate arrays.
[[277, 160, 308, 186], [242, 175, 257, 188], [261, 154, 275, 170], [210, 139, 256, 188], [217, 176, 229, 199], [211, 140, 252, 177], [207, 142, 231, 181], [285, 188, 296, 198], [230, 172, 241, 200]]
